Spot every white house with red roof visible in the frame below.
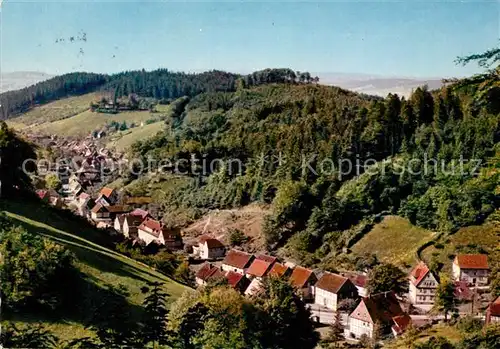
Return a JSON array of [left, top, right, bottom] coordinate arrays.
[[221, 249, 254, 275], [289, 266, 317, 300], [314, 272, 358, 311], [408, 261, 438, 305], [95, 187, 118, 206], [452, 254, 489, 286], [194, 235, 226, 260], [348, 291, 411, 340], [137, 218, 183, 249]]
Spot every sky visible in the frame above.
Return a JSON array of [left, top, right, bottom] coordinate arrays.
[[0, 0, 499, 78]]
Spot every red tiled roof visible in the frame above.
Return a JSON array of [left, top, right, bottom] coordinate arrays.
[[455, 254, 489, 269], [269, 263, 289, 278], [255, 254, 277, 264], [222, 249, 254, 269], [315, 272, 349, 294], [91, 203, 106, 213], [207, 268, 225, 281], [392, 314, 412, 335], [130, 208, 150, 219], [489, 296, 500, 317], [289, 266, 315, 289], [225, 271, 245, 288], [246, 259, 273, 277], [100, 187, 115, 198], [351, 291, 407, 325], [196, 263, 218, 281], [410, 262, 431, 286], [199, 235, 225, 249], [139, 218, 164, 237], [341, 272, 368, 288]]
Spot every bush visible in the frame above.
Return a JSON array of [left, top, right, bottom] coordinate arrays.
[[228, 229, 248, 246]]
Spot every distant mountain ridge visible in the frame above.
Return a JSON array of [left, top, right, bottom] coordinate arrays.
[[1, 71, 53, 93], [317, 72, 444, 97]]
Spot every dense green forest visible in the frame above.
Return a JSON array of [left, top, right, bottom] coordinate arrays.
[[0, 68, 318, 119], [125, 49, 500, 268]]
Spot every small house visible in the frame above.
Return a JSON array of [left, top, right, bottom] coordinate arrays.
[[96, 187, 118, 206], [195, 263, 220, 286], [289, 266, 317, 301], [91, 203, 111, 221], [137, 218, 183, 249], [452, 254, 489, 286], [130, 208, 151, 220], [195, 235, 226, 260], [221, 249, 254, 275], [268, 263, 290, 278], [348, 291, 411, 340], [342, 272, 369, 297], [314, 272, 358, 310], [408, 262, 438, 305], [225, 270, 250, 293]]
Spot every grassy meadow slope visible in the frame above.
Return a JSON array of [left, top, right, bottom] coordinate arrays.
[[351, 216, 436, 268], [6, 93, 99, 129], [107, 120, 165, 152], [32, 109, 153, 137], [0, 199, 189, 340]]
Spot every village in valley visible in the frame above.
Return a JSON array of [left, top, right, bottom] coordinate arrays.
[[31, 136, 500, 345]]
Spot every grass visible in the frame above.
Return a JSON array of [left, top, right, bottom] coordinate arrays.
[[107, 120, 165, 152], [386, 324, 463, 348], [31, 109, 154, 137], [351, 216, 436, 268], [6, 93, 100, 129], [1, 199, 189, 340], [421, 221, 500, 272]]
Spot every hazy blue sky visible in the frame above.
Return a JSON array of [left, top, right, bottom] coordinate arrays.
[[1, 0, 498, 77]]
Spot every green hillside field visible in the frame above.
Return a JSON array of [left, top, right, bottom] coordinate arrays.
[[0, 199, 189, 341], [351, 215, 437, 268], [7, 93, 100, 129], [31, 109, 154, 137], [107, 120, 165, 152]]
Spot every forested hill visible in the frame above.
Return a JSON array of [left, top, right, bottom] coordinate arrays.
[[127, 49, 499, 267], [0, 68, 318, 119]]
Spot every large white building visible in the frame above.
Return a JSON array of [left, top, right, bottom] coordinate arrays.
[[452, 254, 489, 286], [408, 262, 438, 305], [193, 235, 226, 260], [348, 292, 411, 340], [314, 272, 358, 311]]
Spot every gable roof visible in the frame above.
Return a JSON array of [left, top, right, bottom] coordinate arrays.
[[341, 272, 368, 288], [130, 208, 150, 219], [350, 291, 409, 331], [123, 214, 144, 227], [225, 271, 246, 288], [315, 272, 349, 294], [139, 218, 164, 236], [91, 203, 106, 213], [255, 254, 277, 264], [269, 263, 289, 278], [115, 215, 126, 226], [78, 192, 90, 200], [410, 262, 434, 286], [246, 259, 273, 277], [222, 249, 254, 269], [289, 266, 315, 289], [99, 187, 115, 198], [199, 235, 225, 249], [454, 254, 489, 269], [196, 263, 219, 281]]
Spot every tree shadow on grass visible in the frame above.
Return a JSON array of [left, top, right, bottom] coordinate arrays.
[[3, 270, 147, 333], [2, 201, 180, 285]]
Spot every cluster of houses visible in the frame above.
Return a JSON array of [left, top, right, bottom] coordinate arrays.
[[195, 247, 407, 340], [194, 246, 499, 340]]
